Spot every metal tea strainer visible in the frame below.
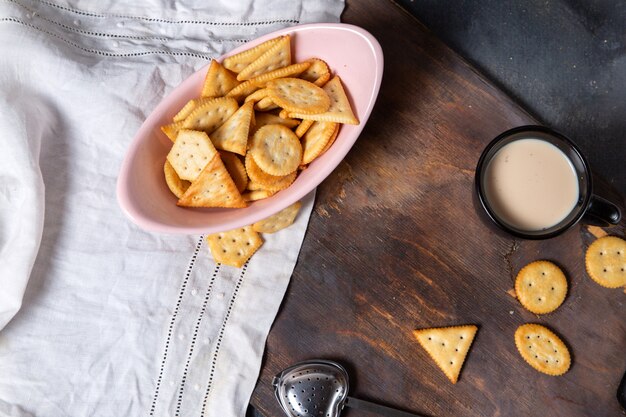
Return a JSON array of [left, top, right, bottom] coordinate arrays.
[[273, 359, 426, 417]]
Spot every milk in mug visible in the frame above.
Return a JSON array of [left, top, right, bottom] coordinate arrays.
[[484, 139, 579, 231]]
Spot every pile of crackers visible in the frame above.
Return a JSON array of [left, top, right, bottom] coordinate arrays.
[[159, 34, 358, 268], [161, 34, 358, 209]]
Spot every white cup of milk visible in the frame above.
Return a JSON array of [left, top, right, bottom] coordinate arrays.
[[475, 126, 621, 239]]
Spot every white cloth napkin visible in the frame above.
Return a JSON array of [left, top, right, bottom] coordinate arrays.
[[0, 0, 343, 416]]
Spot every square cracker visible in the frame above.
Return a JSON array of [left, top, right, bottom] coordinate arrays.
[[166, 130, 217, 181], [413, 325, 478, 384], [206, 226, 263, 268], [182, 97, 239, 135]]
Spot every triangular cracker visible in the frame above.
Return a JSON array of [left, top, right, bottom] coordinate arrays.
[[177, 153, 246, 208], [287, 76, 359, 125], [237, 35, 291, 81], [219, 151, 248, 193], [210, 101, 254, 155], [201, 59, 240, 98], [222, 36, 284, 74], [413, 325, 478, 384], [163, 160, 191, 198]]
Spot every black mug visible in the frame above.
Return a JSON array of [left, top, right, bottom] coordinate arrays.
[[475, 125, 621, 239]]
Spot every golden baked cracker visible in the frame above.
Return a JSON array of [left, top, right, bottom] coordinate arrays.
[[220, 151, 248, 193], [299, 58, 330, 82], [249, 62, 311, 87], [585, 236, 626, 288], [253, 201, 302, 233], [249, 124, 302, 176], [166, 130, 217, 181], [205, 226, 263, 268], [254, 97, 279, 111], [173, 97, 221, 122], [164, 160, 191, 198], [319, 123, 340, 156], [244, 152, 296, 191], [182, 97, 239, 135], [267, 78, 330, 114], [313, 72, 331, 87], [514, 324, 570, 376], [210, 101, 254, 155], [301, 121, 337, 164], [226, 80, 259, 103], [515, 261, 568, 314], [222, 36, 283, 74], [287, 76, 359, 124], [295, 119, 314, 138], [201, 59, 240, 98], [242, 190, 276, 202], [253, 112, 299, 132], [244, 88, 270, 104], [161, 121, 185, 142], [278, 109, 291, 119], [177, 153, 246, 208], [237, 35, 291, 81], [412, 325, 478, 384]]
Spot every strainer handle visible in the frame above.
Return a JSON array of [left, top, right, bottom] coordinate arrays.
[[345, 396, 427, 417]]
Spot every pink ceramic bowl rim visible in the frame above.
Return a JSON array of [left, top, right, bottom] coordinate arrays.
[[117, 23, 384, 234]]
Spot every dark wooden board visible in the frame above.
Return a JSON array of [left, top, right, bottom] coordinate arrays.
[[251, 1, 626, 416]]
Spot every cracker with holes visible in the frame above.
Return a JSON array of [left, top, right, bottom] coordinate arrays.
[[223, 36, 284, 74], [182, 97, 239, 134], [161, 121, 185, 142], [237, 35, 291, 81], [206, 226, 263, 268], [301, 121, 338, 165], [166, 130, 217, 181], [174, 98, 214, 122], [210, 101, 254, 155], [585, 236, 626, 288], [249, 124, 302, 176], [299, 58, 331, 86], [515, 261, 567, 314], [177, 153, 246, 208], [267, 78, 330, 114], [287, 76, 358, 124], [245, 153, 296, 192], [201, 59, 240, 98], [514, 324, 570, 376], [164, 160, 191, 198], [253, 201, 302, 233], [412, 325, 478, 384]]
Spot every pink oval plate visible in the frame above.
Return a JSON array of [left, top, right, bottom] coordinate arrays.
[[117, 23, 383, 234]]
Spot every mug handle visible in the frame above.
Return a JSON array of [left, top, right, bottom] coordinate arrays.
[[585, 195, 622, 226]]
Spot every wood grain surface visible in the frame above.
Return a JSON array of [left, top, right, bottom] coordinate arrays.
[[251, 1, 626, 416]]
